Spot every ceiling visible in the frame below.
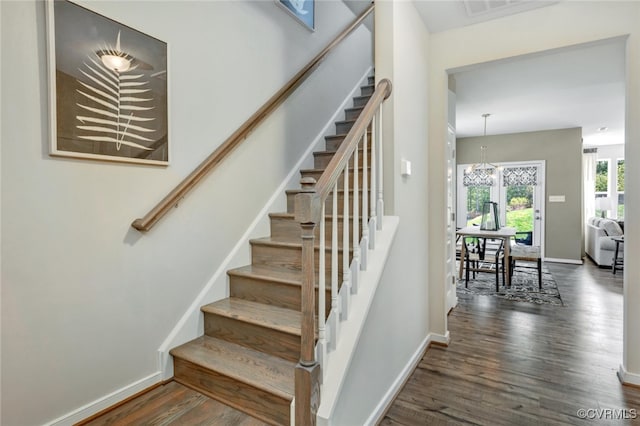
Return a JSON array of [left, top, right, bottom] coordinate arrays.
[[452, 39, 626, 146], [413, 0, 560, 34], [411, 1, 626, 147], [343, 0, 626, 147]]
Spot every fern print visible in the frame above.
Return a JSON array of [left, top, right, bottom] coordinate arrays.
[[50, 0, 168, 164], [75, 31, 155, 152]]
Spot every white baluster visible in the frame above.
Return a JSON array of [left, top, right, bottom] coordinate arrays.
[[342, 165, 351, 320], [351, 146, 360, 294], [317, 204, 326, 379], [330, 183, 339, 351], [369, 113, 377, 249], [376, 104, 384, 231], [361, 129, 369, 270]]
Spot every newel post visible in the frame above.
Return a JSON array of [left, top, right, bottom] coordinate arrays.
[[294, 177, 321, 425]]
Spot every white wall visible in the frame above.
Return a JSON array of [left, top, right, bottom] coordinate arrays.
[[0, 1, 372, 424], [595, 144, 625, 161], [0, 2, 3, 424], [428, 0, 640, 386], [329, 2, 432, 424]]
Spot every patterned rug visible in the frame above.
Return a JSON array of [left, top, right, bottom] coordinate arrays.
[[456, 262, 565, 306]]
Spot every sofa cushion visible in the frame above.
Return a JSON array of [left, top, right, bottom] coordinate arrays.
[[601, 219, 623, 237], [600, 236, 624, 251]]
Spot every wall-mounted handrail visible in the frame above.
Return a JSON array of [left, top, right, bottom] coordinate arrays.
[[131, 3, 375, 232]]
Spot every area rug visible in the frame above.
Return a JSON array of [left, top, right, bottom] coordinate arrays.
[[456, 263, 565, 306]]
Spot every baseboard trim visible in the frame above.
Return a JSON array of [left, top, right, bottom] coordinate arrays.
[[618, 364, 640, 387], [363, 334, 432, 426], [430, 331, 451, 346], [544, 257, 583, 265], [157, 66, 374, 380], [44, 372, 162, 426]]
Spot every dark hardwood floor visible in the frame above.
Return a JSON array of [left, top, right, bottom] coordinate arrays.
[[380, 259, 640, 425], [83, 259, 640, 425], [80, 381, 268, 426]]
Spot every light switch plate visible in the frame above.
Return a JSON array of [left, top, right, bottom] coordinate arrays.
[[401, 159, 412, 176]]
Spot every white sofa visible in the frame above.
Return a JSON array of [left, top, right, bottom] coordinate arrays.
[[585, 217, 624, 267]]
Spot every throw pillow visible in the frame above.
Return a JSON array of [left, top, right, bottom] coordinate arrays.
[[601, 220, 623, 237]]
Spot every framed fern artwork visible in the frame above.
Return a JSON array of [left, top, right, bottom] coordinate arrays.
[[46, 0, 169, 165], [277, 0, 315, 31]]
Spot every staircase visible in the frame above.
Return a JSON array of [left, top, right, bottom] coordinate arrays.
[[169, 77, 375, 426]]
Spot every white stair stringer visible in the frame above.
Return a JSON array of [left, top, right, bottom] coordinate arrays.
[[316, 216, 400, 426]]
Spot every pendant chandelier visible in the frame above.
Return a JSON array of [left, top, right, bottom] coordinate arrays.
[[465, 113, 501, 179]]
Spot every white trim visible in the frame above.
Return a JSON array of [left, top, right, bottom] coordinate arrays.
[[363, 334, 431, 426], [429, 331, 451, 346], [618, 364, 640, 386], [43, 372, 162, 426], [290, 399, 295, 426], [544, 257, 583, 265], [317, 216, 400, 426], [157, 67, 374, 379]]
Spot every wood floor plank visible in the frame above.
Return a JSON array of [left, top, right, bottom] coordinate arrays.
[[379, 260, 640, 425], [82, 382, 269, 426]]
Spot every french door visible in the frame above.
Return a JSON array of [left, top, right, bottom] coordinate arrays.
[[457, 161, 545, 252]]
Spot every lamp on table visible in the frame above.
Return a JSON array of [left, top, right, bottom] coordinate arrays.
[[595, 196, 614, 218]]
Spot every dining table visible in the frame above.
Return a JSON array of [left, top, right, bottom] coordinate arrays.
[[457, 226, 517, 286]]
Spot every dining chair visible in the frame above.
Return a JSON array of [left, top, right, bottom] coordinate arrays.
[[463, 237, 506, 292]]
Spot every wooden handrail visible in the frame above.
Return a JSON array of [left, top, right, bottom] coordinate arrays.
[[294, 79, 392, 225], [131, 3, 375, 232], [293, 77, 391, 425]]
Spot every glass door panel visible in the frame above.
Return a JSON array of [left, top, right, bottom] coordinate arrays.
[[466, 186, 491, 226], [504, 185, 535, 245], [458, 162, 545, 253], [498, 163, 543, 247]]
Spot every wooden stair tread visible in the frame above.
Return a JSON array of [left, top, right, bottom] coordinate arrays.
[[326, 130, 371, 138], [314, 147, 370, 156], [250, 236, 351, 251], [228, 264, 339, 287], [229, 264, 303, 285], [335, 119, 357, 126], [202, 298, 302, 337], [285, 188, 363, 195], [300, 166, 369, 173], [269, 212, 346, 220], [170, 335, 294, 400]]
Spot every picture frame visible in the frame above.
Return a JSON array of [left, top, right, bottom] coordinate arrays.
[[277, 0, 315, 31], [46, 0, 169, 165]]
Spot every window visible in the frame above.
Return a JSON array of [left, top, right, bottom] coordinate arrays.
[[618, 159, 624, 219], [595, 160, 609, 217], [594, 157, 624, 220]]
